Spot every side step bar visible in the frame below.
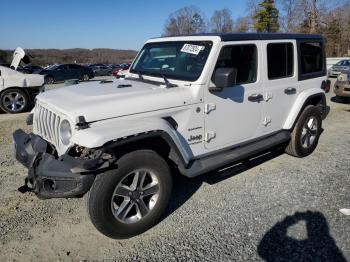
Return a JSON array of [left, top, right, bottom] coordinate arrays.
[[181, 131, 291, 178]]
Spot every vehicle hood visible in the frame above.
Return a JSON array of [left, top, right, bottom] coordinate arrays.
[[36, 79, 192, 122], [332, 65, 349, 70]]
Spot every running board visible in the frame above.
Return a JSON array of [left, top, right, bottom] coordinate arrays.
[[181, 131, 291, 178]]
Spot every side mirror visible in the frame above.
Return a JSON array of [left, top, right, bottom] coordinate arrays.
[[213, 67, 237, 89]]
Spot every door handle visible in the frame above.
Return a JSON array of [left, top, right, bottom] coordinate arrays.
[[248, 93, 263, 102], [284, 87, 296, 94]]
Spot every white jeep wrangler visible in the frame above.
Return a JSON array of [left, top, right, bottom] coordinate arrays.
[[0, 47, 45, 113], [13, 33, 330, 239]]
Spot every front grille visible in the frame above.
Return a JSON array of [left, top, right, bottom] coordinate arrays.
[[344, 87, 350, 92], [33, 103, 61, 148]]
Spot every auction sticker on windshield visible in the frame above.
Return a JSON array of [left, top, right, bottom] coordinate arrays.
[[181, 44, 205, 55]]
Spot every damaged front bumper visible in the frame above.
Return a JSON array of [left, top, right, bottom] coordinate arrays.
[[13, 129, 107, 199]]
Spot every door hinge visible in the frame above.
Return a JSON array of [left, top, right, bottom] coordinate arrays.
[[262, 116, 272, 126], [264, 92, 273, 102], [204, 103, 216, 114], [205, 131, 216, 143]]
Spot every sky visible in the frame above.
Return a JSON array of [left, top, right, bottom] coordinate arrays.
[[0, 0, 248, 51]]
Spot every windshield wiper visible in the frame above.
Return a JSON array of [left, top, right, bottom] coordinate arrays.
[[161, 73, 171, 88], [160, 67, 177, 88]]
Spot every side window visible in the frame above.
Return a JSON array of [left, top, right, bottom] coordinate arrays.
[[267, 43, 293, 79], [300, 42, 323, 75], [214, 45, 257, 85]]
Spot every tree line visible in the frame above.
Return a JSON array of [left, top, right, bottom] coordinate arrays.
[[163, 0, 350, 57]]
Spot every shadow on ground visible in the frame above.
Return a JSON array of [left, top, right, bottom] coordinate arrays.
[[163, 148, 285, 220], [330, 96, 350, 105], [257, 211, 347, 262]]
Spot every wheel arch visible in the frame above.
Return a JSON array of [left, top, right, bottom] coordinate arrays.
[[283, 90, 326, 130], [70, 118, 193, 169], [101, 130, 188, 169]]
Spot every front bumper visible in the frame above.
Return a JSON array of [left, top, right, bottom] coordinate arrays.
[[334, 82, 350, 97], [13, 129, 102, 199], [328, 70, 341, 77]]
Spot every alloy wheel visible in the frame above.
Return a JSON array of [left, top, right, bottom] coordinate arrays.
[[2, 91, 26, 112], [300, 116, 318, 149], [111, 169, 160, 224]]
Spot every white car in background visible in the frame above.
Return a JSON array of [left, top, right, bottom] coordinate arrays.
[[0, 47, 44, 113]]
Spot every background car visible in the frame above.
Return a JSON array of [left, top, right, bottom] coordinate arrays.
[[89, 64, 112, 76], [328, 59, 350, 77], [112, 63, 130, 76], [40, 64, 94, 84], [334, 70, 350, 101], [116, 68, 129, 78]]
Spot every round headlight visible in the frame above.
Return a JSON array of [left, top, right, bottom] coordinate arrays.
[[59, 119, 72, 145]]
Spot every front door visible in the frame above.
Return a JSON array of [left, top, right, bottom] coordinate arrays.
[[261, 40, 298, 134], [204, 42, 264, 150]]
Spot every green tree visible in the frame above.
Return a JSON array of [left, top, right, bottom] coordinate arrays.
[[253, 0, 279, 32]]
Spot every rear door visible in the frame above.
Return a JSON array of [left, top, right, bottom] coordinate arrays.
[[69, 64, 82, 79], [261, 40, 298, 134], [55, 65, 69, 81]]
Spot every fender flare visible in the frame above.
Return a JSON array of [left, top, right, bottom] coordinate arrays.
[[101, 130, 189, 168], [283, 90, 326, 130], [70, 117, 193, 167]]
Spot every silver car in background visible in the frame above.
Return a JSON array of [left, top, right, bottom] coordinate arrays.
[[334, 70, 350, 100], [328, 59, 350, 77]]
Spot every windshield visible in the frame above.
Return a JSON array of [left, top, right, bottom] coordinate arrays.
[[130, 41, 212, 81]]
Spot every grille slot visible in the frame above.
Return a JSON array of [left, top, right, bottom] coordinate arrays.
[[34, 103, 62, 148]]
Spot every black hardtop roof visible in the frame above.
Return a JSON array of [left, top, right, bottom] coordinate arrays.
[[159, 33, 324, 41]]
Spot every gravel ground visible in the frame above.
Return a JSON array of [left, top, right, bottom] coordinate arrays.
[[0, 78, 349, 261]]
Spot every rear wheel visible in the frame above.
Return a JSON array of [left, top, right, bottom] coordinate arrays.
[[45, 76, 55, 84], [86, 150, 172, 239], [0, 88, 29, 114], [285, 105, 322, 157]]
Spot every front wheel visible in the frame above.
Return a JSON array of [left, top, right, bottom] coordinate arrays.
[[285, 105, 322, 157], [81, 74, 90, 81], [86, 150, 172, 239], [0, 88, 29, 113]]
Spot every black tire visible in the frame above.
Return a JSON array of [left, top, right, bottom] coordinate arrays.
[[86, 150, 172, 239], [0, 88, 29, 114], [45, 76, 55, 84], [285, 105, 322, 157], [81, 74, 90, 81]]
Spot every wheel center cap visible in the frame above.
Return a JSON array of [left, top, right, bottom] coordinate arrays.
[[131, 191, 141, 200]]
